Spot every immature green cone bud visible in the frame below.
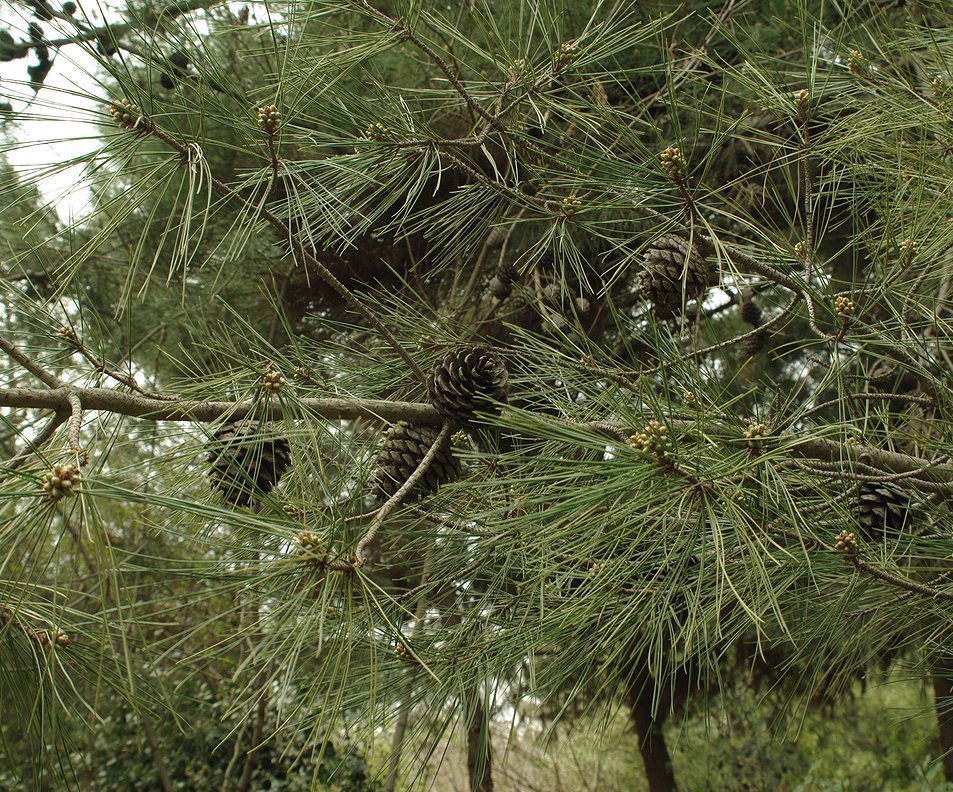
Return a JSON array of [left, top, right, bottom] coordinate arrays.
[[744, 422, 767, 452], [660, 145, 686, 183], [629, 419, 670, 462], [834, 295, 855, 320], [109, 99, 152, 133], [554, 41, 578, 72], [364, 122, 391, 141], [794, 88, 811, 118], [834, 530, 858, 555], [560, 195, 581, 217], [41, 464, 81, 500], [295, 531, 327, 568], [257, 104, 280, 135], [56, 325, 79, 345], [262, 368, 286, 391], [395, 642, 416, 662], [847, 49, 869, 74]]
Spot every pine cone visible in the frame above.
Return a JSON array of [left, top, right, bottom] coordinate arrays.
[[372, 422, 462, 500], [742, 329, 768, 358], [207, 420, 291, 506], [640, 235, 713, 318], [858, 482, 910, 539], [427, 346, 509, 425], [740, 299, 763, 327], [490, 263, 519, 300], [486, 225, 509, 250]]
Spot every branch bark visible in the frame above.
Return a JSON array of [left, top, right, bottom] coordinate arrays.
[[0, 385, 441, 425]]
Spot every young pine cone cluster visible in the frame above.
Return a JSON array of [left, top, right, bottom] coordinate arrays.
[[207, 420, 291, 506]]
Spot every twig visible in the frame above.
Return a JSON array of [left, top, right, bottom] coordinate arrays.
[[0, 334, 61, 388], [798, 102, 815, 276], [68, 336, 176, 400], [117, 114, 426, 384], [346, 0, 498, 132], [852, 558, 953, 602], [66, 390, 82, 453], [765, 523, 953, 603], [0, 411, 68, 482], [849, 571, 953, 619], [356, 422, 452, 563], [797, 390, 934, 422], [681, 294, 800, 363]]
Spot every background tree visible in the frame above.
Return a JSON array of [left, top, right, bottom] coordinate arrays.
[[1, 0, 953, 789]]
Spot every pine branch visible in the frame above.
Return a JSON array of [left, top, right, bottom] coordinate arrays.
[[0, 333, 61, 388], [116, 108, 427, 383], [1, 0, 225, 61], [0, 385, 441, 425]]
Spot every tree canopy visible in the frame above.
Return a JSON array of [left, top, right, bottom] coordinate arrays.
[[1, 0, 953, 789]]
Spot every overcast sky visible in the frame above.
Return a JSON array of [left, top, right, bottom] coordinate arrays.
[[2, 3, 126, 221]]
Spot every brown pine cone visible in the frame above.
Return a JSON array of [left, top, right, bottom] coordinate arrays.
[[640, 235, 714, 318], [740, 299, 763, 327], [207, 420, 290, 506], [490, 263, 520, 300], [858, 482, 910, 539], [372, 422, 462, 500], [427, 346, 509, 425]]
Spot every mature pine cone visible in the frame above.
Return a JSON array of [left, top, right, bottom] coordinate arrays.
[[742, 329, 768, 358], [427, 346, 509, 424], [207, 420, 291, 506], [486, 225, 509, 250], [858, 482, 910, 539], [490, 262, 519, 300], [372, 422, 462, 500], [740, 299, 763, 327], [640, 235, 713, 318]]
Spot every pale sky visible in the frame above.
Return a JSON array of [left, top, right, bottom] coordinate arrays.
[[1, 4, 109, 222]]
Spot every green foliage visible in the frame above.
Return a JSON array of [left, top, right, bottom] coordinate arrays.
[[1, 0, 953, 787]]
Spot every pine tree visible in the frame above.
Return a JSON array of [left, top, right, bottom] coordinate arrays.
[[1, 0, 953, 789]]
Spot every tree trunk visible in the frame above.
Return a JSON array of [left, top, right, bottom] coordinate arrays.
[[140, 712, 175, 792], [933, 656, 953, 782], [465, 689, 493, 792], [626, 666, 677, 792], [383, 680, 415, 792]]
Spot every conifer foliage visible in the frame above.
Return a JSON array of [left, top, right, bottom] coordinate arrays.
[[0, 0, 952, 789]]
